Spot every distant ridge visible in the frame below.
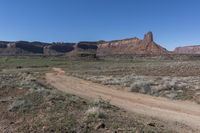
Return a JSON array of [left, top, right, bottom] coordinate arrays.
[[174, 45, 200, 54], [0, 32, 168, 57]]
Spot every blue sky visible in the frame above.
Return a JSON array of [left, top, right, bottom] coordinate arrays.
[[0, 0, 200, 50]]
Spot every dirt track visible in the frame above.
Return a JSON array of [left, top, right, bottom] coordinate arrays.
[[46, 68, 200, 132]]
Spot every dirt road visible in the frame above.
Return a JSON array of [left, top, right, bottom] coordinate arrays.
[[46, 68, 200, 132]]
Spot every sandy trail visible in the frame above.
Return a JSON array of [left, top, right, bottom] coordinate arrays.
[[46, 68, 200, 132]]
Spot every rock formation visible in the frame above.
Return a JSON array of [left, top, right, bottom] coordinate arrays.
[[0, 41, 76, 55], [97, 32, 167, 56], [0, 41, 48, 55], [44, 43, 75, 55], [0, 32, 168, 57], [68, 42, 98, 58], [174, 45, 200, 54], [144, 32, 153, 42]]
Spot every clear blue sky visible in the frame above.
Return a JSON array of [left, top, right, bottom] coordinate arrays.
[[0, 0, 200, 50]]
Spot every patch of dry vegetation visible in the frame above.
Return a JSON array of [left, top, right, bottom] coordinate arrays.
[[0, 71, 173, 133], [84, 60, 200, 103], [1, 56, 200, 132]]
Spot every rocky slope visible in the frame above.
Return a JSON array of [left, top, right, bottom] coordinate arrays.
[[97, 32, 168, 56], [174, 45, 200, 54]]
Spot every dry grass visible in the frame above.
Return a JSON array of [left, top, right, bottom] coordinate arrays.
[[73, 72, 200, 102], [85, 107, 106, 119]]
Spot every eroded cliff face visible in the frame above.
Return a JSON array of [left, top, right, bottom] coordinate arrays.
[[67, 42, 99, 58], [0, 41, 76, 55], [44, 43, 75, 55], [174, 45, 200, 54], [97, 32, 168, 56], [0, 41, 45, 55], [0, 32, 168, 56]]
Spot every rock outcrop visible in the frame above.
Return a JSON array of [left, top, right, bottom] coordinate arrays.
[[174, 45, 200, 54], [97, 32, 168, 56], [44, 43, 75, 55], [0, 41, 76, 55], [0, 41, 48, 55], [68, 42, 98, 58]]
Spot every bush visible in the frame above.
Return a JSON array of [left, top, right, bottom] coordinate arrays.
[[91, 97, 111, 109], [85, 107, 106, 119], [8, 100, 32, 112], [129, 80, 152, 94]]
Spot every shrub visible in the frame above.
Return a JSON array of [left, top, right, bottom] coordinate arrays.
[[128, 80, 151, 94], [8, 100, 32, 112], [91, 97, 111, 109], [85, 107, 106, 119]]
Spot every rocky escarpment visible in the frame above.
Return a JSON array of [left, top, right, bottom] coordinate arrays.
[[44, 43, 75, 55], [68, 42, 99, 58], [0, 41, 48, 55], [174, 45, 200, 54], [0, 41, 98, 56], [0, 32, 168, 56], [0, 41, 9, 48], [97, 32, 168, 56], [76, 42, 98, 50], [0, 41, 76, 55]]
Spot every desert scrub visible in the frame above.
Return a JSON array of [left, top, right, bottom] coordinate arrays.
[[90, 97, 112, 109], [0, 56, 70, 69], [85, 106, 106, 119], [85, 97, 112, 119], [129, 80, 152, 94], [8, 99, 32, 112]]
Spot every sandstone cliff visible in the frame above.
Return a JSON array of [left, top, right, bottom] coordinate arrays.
[[0, 32, 168, 56], [44, 43, 75, 55], [0, 41, 76, 55], [67, 42, 98, 58], [97, 32, 167, 56], [174, 45, 200, 54]]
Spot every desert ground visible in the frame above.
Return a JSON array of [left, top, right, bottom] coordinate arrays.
[[1, 56, 200, 133]]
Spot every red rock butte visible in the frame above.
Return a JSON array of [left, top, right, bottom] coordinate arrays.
[[97, 32, 168, 56]]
